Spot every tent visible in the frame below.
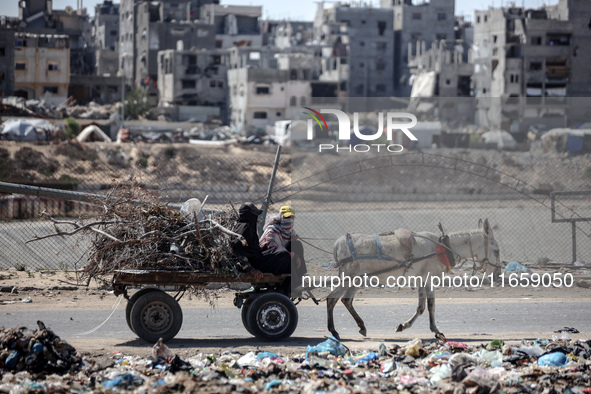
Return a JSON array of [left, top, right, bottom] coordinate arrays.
[[0, 119, 50, 141], [481, 130, 517, 149]]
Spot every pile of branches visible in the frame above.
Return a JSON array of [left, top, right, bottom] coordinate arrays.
[[29, 182, 246, 281]]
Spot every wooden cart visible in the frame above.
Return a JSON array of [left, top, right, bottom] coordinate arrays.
[[112, 270, 303, 343]]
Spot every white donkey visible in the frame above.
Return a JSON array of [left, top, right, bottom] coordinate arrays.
[[327, 219, 502, 340]]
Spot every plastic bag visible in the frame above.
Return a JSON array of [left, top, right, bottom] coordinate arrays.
[[505, 261, 531, 273], [305, 336, 347, 358], [538, 352, 568, 367]]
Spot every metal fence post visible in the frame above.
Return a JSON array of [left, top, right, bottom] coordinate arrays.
[[259, 145, 282, 235]]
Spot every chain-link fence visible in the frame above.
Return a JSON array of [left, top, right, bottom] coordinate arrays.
[[283, 149, 591, 269], [0, 143, 290, 270], [2, 142, 591, 273]]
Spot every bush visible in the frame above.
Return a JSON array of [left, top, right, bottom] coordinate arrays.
[[124, 88, 152, 119], [64, 117, 81, 139]]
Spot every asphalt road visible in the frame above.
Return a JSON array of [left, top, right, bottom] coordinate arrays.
[[3, 300, 590, 344]]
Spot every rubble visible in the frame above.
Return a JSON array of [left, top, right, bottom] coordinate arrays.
[[1, 327, 590, 393]]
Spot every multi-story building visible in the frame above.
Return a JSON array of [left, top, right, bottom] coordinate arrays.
[[13, 32, 70, 105], [228, 53, 314, 132], [264, 20, 313, 48], [472, 0, 591, 131], [313, 3, 395, 98], [157, 48, 228, 120], [94, 0, 120, 76], [381, 0, 455, 96], [200, 4, 262, 49], [133, 1, 216, 103], [0, 27, 15, 96]]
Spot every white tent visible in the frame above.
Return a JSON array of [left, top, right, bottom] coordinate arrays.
[[481, 130, 517, 149], [1, 119, 51, 141]]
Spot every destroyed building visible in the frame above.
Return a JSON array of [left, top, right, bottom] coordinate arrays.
[[228, 53, 314, 133], [94, 0, 120, 77], [472, 0, 591, 131], [157, 48, 228, 121], [0, 26, 15, 97], [200, 4, 262, 48], [381, 0, 455, 96], [263, 20, 313, 48], [313, 3, 395, 98], [13, 32, 70, 106]]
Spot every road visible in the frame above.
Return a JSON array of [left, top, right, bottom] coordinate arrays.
[[3, 300, 590, 345]]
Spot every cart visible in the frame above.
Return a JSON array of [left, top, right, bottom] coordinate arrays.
[[112, 269, 308, 343]]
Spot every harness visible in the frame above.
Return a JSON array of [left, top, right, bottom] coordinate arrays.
[[346, 233, 394, 262]]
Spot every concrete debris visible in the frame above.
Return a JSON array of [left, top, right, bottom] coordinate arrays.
[[1, 326, 590, 393]]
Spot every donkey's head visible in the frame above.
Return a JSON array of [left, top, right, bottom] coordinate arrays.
[[478, 218, 502, 279]]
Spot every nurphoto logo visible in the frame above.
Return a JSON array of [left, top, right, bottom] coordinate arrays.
[[302, 107, 419, 153]]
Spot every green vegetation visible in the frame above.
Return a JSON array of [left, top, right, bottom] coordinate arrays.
[[64, 117, 81, 139], [124, 88, 153, 119]]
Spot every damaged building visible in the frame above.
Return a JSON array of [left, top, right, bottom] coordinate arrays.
[[381, 0, 455, 96], [200, 4, 262, 48], [94, 0, 120, 77], [13, 32, 70, 106], [313, 3, 395, 99], [157, 48, 228, 121], [473, 0, 591, 132]]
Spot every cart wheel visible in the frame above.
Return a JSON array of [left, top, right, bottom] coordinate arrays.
[[246, 292, 298, 341], [241, 298, 255, 336], [125, 288, 159, 333], [129, 290, 183, 343]]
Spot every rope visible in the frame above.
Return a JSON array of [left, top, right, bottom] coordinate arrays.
[[299, 236, 338, 241], [74, 294, 123, 336], [299, 238, 333, 255]]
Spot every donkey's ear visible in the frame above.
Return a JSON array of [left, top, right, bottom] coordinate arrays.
[[483, 218, 490, 235], [478, 219, 483, 228]]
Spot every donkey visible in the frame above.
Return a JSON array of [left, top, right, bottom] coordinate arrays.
[[326, 219, 502, 340]]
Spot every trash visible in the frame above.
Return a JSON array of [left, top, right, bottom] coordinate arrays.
[[518, 344, 545, 357], [404, 339, 423, 357], [305, 336, 347, 358], [538, 352, 569, 367], [21, 296, 32, 303], [426, 351, 452, 366], [237, 352, 257, 367], [504, 261, 531, 273], [485, 339, 504, 350], [355, 352, 379, 365], [380, 359, 395, 373], [473, 349, 503, 367], [152, 338, 174, 360], [430, 364, 452, 384], [264, 379, 282, 390], [554, 327, 579, 333]]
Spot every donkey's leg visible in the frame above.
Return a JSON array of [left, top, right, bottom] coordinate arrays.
[[396, 286, 427, 332], [326, 286, 347, 340], [426, 288, 446, 340], [341, 287, 367, 336]]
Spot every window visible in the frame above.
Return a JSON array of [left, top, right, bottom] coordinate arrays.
[[256, 86, 270, 94], [43, 86, 58, 94], [377, 21, 386, 36], [476, 16, 481, 23], [446, 79, 451, 85], [359, 62, 365, 68], [493, 35, 497, 43], [276, 112, 281, 117], [510, 75, 514, 83], [492, 48, 498, 55], [412, 13, 422, 20], [437, 13, 446, 21], [290, 96, 297, 106], [182, 79, 196, 89], [210, 80, 216, 87], [436, 33, 446, 40], [217, 80, 223, 88], [376, 84, 386, 93], [253, 111, 267, 119], [15, 39, 26, 47], [361, 20, 366, 24], [15, 62, 26, 70], [530, 61, 542, 71], [484, 15, 488, 22], [110, 30, 117, 36], [48, 63, 59, 71], [515, 75, 519, 83], [359, 41, 365, 47], [530, 36, 542, 45], [0, 47, 5, 56]]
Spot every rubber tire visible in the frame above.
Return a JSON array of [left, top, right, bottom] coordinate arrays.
[[241, 298, 255, 336], [125, 288, 160, 333], [129, 290, 183, 343], [246, 292, 298, 341]]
